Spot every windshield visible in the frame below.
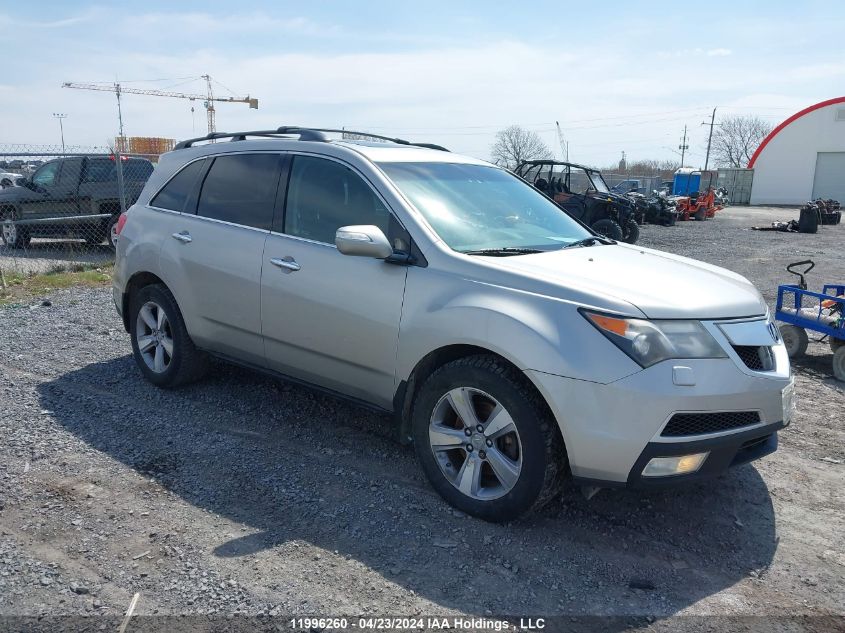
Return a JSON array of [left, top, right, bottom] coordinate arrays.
[[586, 170, 610, 193], [379, 162, 592, 253]]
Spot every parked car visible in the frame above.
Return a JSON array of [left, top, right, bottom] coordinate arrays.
[[0, 172, 22, 188], [611, 179, 642, 194], [514, 160, 640, 243], [113, 127, 793, 522], [0, 155, 153, 249]]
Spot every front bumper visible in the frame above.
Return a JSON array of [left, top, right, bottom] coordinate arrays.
[[526, 357, 792, 484]]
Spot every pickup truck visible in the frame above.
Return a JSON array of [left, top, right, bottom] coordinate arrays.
[[0, 155, 153, 250]]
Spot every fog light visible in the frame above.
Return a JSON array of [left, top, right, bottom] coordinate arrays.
[[642, 452, 709, 477]]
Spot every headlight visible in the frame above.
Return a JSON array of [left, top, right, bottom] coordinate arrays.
[[582, 311, 727, 367]]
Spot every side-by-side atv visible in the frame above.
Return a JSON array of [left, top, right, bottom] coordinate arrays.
[[514, 160, 640, 243]]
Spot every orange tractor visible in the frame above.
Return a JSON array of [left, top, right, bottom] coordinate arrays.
[[675, 187, 720, 221]]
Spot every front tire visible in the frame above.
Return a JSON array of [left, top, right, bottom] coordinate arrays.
[[412, 355, 565, 522], [831, 337, 845, 353], [623, 219, 640, 244], [780, 324, 808, 358], [590, 218, 623, 241], [1, 209, 30, 249], [129, 284, 208, 388]]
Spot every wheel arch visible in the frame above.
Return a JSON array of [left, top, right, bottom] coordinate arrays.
[[393, 343, 559, 447], [121, 271, 166, 332]]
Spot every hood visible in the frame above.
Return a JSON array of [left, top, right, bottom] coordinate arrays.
[[479, 243, 766, 320]]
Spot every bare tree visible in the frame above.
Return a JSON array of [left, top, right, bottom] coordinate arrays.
[[490, 125, 553, 170], [711, 115, 773, 168]]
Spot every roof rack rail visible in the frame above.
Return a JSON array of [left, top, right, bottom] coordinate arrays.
[[173, 127, 449, 152]]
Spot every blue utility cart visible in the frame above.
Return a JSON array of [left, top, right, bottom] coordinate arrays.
[[775, 260, 845, 381]]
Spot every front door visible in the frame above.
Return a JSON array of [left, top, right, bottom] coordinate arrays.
[[261, 154, 408, 408]]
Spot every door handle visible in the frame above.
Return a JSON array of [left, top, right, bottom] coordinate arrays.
[[171, 231, 192, 243], [270, 257, 301, 272]]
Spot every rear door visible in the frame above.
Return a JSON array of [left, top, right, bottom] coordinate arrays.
[[260, 154, 408, 407], [157, 152, 283, 366]]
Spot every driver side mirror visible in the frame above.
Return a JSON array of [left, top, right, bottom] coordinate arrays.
[[335, 225, 394, 259]]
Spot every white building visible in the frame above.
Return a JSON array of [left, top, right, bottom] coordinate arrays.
[[749, 96, 845, 205]]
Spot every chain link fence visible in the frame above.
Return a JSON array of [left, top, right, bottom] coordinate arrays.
[[0, 145, 156, 286]]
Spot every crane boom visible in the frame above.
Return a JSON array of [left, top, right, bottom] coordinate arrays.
[[62, 76, 259, 137], [62, 82, 257, 106]]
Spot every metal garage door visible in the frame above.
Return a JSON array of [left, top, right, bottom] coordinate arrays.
[[812, 152, 845, 201]]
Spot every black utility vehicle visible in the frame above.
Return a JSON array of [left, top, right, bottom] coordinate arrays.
[[514, 160, 639, 243], [0, 155, 153, 249]]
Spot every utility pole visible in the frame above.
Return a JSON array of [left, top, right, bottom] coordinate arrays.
[[52, 113, 67, 154], [701, 107, 718, 171], [679, 125, 689, 167]]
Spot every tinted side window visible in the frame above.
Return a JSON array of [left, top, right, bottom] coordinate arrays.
[[284, 156, 390, 244], [57, 158, 82, 187], [150, 160, 206, 212], [32, 162, 60, 187], [196, 154, 280, 230]]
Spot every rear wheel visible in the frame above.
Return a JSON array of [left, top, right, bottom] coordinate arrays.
[[833, 347, 845, 382], [107, 215, 121, 250], [694, 208, 706, 221], [412, 355, 565, 522], [129, 284, 208, 388], [590, 218, 623, 241], [780, 324, 808, 357], [830, 337, 845, 353]]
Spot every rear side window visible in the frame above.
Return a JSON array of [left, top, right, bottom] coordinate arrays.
[[196, 154, 281, 230], [150, 160, 206, 212]]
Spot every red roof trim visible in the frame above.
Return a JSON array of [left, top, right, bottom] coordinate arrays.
[[748, 96, 845, 168]]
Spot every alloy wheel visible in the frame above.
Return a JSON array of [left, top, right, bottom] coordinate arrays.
[[428, 387, 522, 500], [135, 301, 174, 373], [2, 220, 17, 245]]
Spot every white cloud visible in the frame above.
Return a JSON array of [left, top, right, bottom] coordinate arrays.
[[706, 48, 732, 57]]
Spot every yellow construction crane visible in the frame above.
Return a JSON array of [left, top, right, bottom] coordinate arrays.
[[62, 75, 258, 138]]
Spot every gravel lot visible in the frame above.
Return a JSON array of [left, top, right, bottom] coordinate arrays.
[[1, 206, 843, 631]]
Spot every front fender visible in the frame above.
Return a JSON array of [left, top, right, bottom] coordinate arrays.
[[397, 268, 642, 385]]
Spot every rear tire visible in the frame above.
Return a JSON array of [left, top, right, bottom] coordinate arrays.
[[106, 215, 121, 250], [830, 337, 845, 353], [833, 347, 845, 382], [780, 324, 808, 358], [694, 208, 706, 221], [411, 355, 565, 522], [129, 283, 209, 388], [590, 218, 623, 241]]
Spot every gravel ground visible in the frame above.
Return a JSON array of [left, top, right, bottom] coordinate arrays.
[[0, 206, 843, 632]]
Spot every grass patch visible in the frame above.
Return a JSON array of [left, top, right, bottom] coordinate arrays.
[[0, 264, 112, 306]]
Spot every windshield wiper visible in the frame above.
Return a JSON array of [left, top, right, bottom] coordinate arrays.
[[562, 235, 616, 249], [462, 247, 546, 257]]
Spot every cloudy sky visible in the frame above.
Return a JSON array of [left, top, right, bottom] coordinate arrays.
[[2, 0, 843, 166]]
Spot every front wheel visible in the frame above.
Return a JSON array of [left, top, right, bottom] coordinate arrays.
[[1, 212, 30, 249], [622, 219, 640, 244], [590, 218, 623, 241], [780, 324, 808, 358], [412, 355, 565, 522], [129, 284, 209, 388]]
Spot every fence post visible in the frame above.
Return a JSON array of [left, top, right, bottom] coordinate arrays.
[[114, 148, 127, 213]]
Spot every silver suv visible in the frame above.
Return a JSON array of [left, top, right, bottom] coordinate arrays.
[[113, 127, 793, 521]]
